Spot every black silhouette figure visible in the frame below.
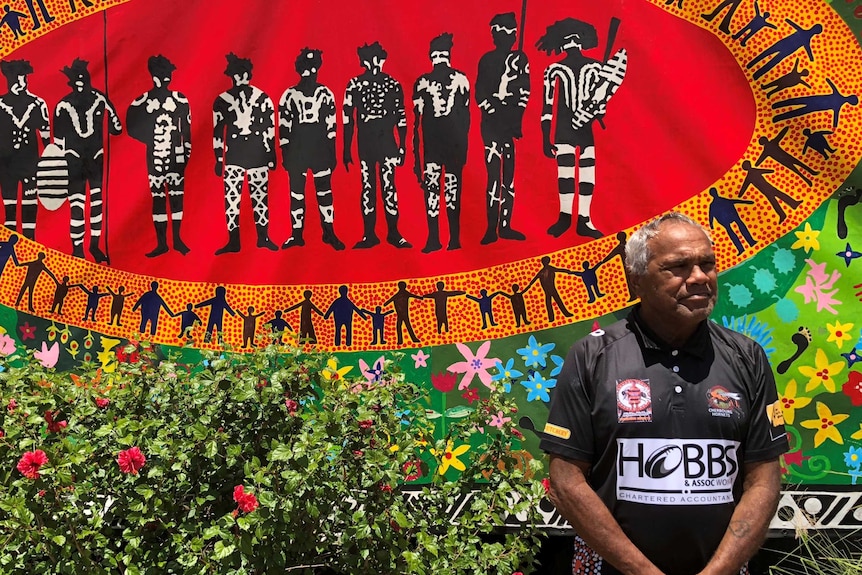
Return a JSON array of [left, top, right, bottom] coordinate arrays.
[[50, 275, 79, 315], [68, 0, 93, 13], [133, 281, 173, 336], [760, 59, 810, 98], [23, 0, 52, 31], [0, 233, 19, 274], [701, 0, 744, 35], [756, 126, 817, 186], [837, 186, 862, 240], [802, 128, 836, 160], [265, 310, 292, 344], [746, 19, 822, 81], [538, 18, 627, 239], [572, 260, 605, 303], [78, 284, 109, 322], [603, 231, 635, 302], [383, 281, 421, 345], [731, 0, 775, 46], [422, 280, 465, 334], [0, 60, 49, 240], [286, 289, 323, 344], [343, 42, 411, 249], [526, 256, 574, 322], [361, 305, 393, 345], [776, 326, 811, 374], [212, 53, 277, 255], [54, 58, 122, 263], [739, 160, 801, 223], [279, 48, 344, 251], [195, 286, 236, 344], [772, 78, 858, 128], [498, 283, 531, 327], [466, 288, 503, 330], [324, 285, 366, 346], [412, 33, 470, 253], [127, 55, 192, 257], [708, 187, 756, 255], [665, 0, 683, 8], [174, 303, 201, 340], [237, 305, 264, 349], [476, 12, 530, 244], [14, 252, 55, 312], [0, 6, 29, 40], [106, 285, 134, 327]]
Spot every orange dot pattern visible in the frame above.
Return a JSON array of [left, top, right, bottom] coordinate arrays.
[[0, 0, 860, 352]]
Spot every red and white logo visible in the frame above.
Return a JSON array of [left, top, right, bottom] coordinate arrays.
[[617, 379, 652, 423]]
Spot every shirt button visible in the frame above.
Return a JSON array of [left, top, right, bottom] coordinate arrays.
[[674, 386, 683, 393], [671, 350, 679, 356], [672, 366, 680, 373]]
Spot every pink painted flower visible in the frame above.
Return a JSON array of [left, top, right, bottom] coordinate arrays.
[[448, 341, 499, 390], [17, 450, 48, 479], [488, 410, 512, 429], [0, 333, 16, 356], [34, 341, 59, 368], [117, 447, 146, 475]]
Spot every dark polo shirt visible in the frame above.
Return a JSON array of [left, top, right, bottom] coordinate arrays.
[[541, 306, 788, 575]]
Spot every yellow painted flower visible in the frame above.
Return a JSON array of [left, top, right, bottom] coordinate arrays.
[[826, 321, 855, 350], [800, 402, 849, 447], [430, 441, 470, 475], [798, 348, 844, 393], [777, 380, 812, 425], [322, 358, 352, 381], [852, 424, 862, 441], [791, 222, 820, 253]]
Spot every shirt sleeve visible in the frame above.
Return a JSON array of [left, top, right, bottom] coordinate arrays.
[[743, 342, 789, 462]]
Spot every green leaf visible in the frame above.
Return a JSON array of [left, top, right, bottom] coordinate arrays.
[[212, 541, 235, 561], [268, 442, 292, 462]]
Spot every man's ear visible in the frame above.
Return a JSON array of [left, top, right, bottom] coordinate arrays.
[[627, 271, 641, 296]]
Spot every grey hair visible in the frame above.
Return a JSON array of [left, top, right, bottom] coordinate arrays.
[[624, 212, 711, 276]]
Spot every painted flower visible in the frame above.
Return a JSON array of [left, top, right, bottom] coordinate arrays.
[[842, 371, 862, 406], [844, 446, 862, 471], [852, 424, 862, 441], [777, 379, 812, 425], [462, 388, 480, 404], [492, 358, 523, 382], [359, 356, 385, 385], [411, 349, 430, 369], [44, 410, 67, 433], [841, 348, 862, 369], [800, 402, 849, 447], [34, 341, 59, 368], [836, 243, 861, 267], [0, 333, 15, 356], [488, 410, 512, 429], [550, 355, 565, 378], [826, 321, 855, 350], [431, 440, 470, 475], [798, 348, 844, 393], [18, 322, 36, 341], [403, 459, 424, 482], [17, 450, 48, 479], [322, 358, 352, 382], [431, 371, 457, 393], [521, 372, 556, 402], [233, 485, 259, 513], [117, 446, 146, 475], [791, 222, 820, 253], [516, 335, 555, 369], [448, 341, 499, 390]]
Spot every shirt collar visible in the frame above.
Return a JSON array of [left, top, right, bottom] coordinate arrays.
[[627, 305, 712, 359]]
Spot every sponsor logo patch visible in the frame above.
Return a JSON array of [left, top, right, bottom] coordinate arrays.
[[706, 385, 743, 418], [543, 422, 571, 440], [616, 379, 652, 423]]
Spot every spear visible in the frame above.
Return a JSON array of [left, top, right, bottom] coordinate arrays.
[[518, 0, 527, 52]]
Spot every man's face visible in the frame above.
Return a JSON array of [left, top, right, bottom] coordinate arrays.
[[631, 221, 718, 336], [152, 72, 172, 88], [430, 50, 450, 66], [491, 27, 516, 50], [11, 74, 27, 94]]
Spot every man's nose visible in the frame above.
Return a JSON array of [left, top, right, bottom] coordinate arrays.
[[688, 265, 710, 283]]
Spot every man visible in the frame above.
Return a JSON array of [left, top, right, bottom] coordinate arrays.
[[0, 59, 49, 240], [279, 48, 344, 251], [541, 212, 787, 575], [475, 12, 530, 244], [127, 55, 192, 257], [412, 32, 470, 253], [537, 18, 626, 239], [54, 58, 122, 262], [342, 41, 411, 249], [212, 53, 278, 255]]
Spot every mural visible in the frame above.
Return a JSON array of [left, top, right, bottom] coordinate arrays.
[[1, 0, 862, 530]]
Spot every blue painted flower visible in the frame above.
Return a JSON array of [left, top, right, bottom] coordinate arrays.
[[492, 358, 524, 382], [844, 445, 862, 472], [836, 243, 861, 267], [517, 335, 555, 369], [520, 371, 556, 402], [841, 348, 862, 369], [550, 355, 565, 377]]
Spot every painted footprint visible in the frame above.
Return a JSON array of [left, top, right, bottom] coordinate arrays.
[[777, 326, 812, 374]]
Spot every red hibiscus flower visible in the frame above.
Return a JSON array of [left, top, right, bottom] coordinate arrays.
[[44, 410, 67, 433], [7, 398, 16, 412], [358, 419, 374, 430], [95, 397, 110, 409], [17, 450, 48, 479], [461, 388, 480, 404], [117, 447, 146, 475], [541, 478, 551, 495], [233, 485, 259, 513], [18, 322, 36, 341], [432, 371, 457, 393], [115, 346, 139, 364], [285, 398, 299, 415], [402, 459, 423, 482], [842, 371, 862, 406]]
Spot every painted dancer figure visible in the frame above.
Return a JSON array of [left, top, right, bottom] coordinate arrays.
[[212, 53, 278, 255], [23, 0, 52, 31], [53, 58, 122, 262], [383, 281, 421, 345], [127, 55, 192, 257], [746, 19, 822, 81], [739, 160, 800, 224], [195, 285, 236, 344], [105, 285, 134, 327], [324, 285, 366, 346], [0, 6, 29, 40], [133, 280, 173, 336], [412, 33, 470, 253], [731, 0, 776, 47], [771, 77, 858, 128], [343, 42, 411, 249], [475, 12, 530, 245], [526, 255, 574, 322], [14, 252, 55, 312], [422, 280, 465, 334], [760, 59, 810, 98], [538, 18, 627, 239], [0, 60, 49, 240], [279, 48, 344, 251], [802, 128, 836, 160], [708, 187, 756, 255], [286, 289, 323, 344], [756, 126, 817, 186]]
